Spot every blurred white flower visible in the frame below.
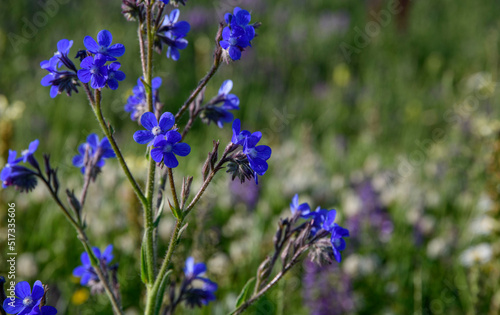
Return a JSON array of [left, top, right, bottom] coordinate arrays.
[[459, 243, 493, 267], [469, 215, 497, 236], [427, 237, 449, 259], [342, 254, 377, 277], [17, 253, 38, 278]]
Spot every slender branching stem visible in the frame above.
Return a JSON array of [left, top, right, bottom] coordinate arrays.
[[138, 24, 147, 76], [143, 0, 157, 284], [145, 219, 183, 315], [39, 175, 123, 315], [174, 23, 224, 122], [230, 245, 310, 315], [90, 89, 147, 207], [168, 167, 180, 211]]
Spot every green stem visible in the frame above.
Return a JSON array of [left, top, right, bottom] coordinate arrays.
[[145, 219, 183, 315], [175, 60, 221, 122], [40, 176, 123, 315], [142, 0, 157, 285], [168, 168, 180, 211], [91, 89, 147, 207]]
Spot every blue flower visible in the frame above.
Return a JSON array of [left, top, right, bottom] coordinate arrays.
[[40, 39, 79, 98], [161, 9, 191, 38], [229, 119, 271, 183], [151, 131, 191, 168], [125, 77, 162, 121], [133, 112, 175, 146], [84, 30, 125, 61], [184, 280, 218, 308], [106, 62, 126, 90], [165, 33, 189, 61], [184, 256, 207, 280], [1, 141, 40, 192], [72, 134, 115, 174], [321, 210, 349, 262], [290, 194, 312, 217], [2, 281, 45, 315], [225, 7, 255, 41], [160, 0, 169, 4], [201, 80, 240, 128], [231, 119, 250, 146], [77, 55, 108, 89], [73, 245, 114, 286], [216, 80, 239, 109], [29, 302, 58, 315], [157, 9, 190, 60], [243, 132, 271, 177], [220, 7, 255, 61], [20, 140, 39, 163], [182, 257, 218, 308], [1, 165, 38, 192]]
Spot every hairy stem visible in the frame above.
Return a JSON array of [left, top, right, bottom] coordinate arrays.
[[145, 219, 183, 315], [143, 0, 157, 284], [90, 89, 147, 207], [230, 245, 309, 315], [168, 167, 180, 211], [40, 176, 123, 315], [174, 23, 224, 122]]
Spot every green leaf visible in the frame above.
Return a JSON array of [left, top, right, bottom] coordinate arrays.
[[235, 277, 255, 308]]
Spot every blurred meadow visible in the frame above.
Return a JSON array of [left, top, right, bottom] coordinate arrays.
[[2, 0, 500, 314]]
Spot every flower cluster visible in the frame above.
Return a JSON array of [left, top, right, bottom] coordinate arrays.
[[200, 80, 240, 128], [157, 9, 191, 60], [1, 140, 40, 192], [72, 133, 116, 176], [2, 281, 57, 315], [220, 7, 256, 61], [134, 111, 191, 168], [73, 245, 116, 294], [125, 77, 162, 121], [40, 30, 125, 96], [229, 119, 271, 183], [291, 195, 350, 262], [40, 39, 79, 98], [181, 257, 218, 308], [78, 30, 126, 89]]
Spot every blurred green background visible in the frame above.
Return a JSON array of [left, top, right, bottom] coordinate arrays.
[[2, 0, 500, 314]]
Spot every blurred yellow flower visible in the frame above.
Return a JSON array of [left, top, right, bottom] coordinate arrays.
[[71, 288, 90, 305]]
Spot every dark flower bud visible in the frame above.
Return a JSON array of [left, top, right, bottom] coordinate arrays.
[[121, 0, 145, 22], [226, 151, 255, 183], [75, 49, 88, 62]]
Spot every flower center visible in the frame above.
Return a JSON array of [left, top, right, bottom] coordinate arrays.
[[152, 126, 162, 136], [21, 149, 29, 156], [163, 143, 173, 153], [248, 148, 257, 158], [90, 65, 99, 74], [23, 296, 33, 307], [229, 37, 238, 46], [98, 46, 107, 54]]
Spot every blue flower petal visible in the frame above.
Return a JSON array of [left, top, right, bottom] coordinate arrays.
[[158, 112, 175, 131], [31, 280, 45, 301], [73, 266, 86, 277], [173, 142, 191, 156], [97, 30, 113, 47], [83, 36, 99, 52], [15, 281, 31, 299], [107, 44, 125, 57], [219, 80, 233, 95], [140, 112, 158, 131], [2, 297, 24, 314], [151, 148, 164, 163], [163, 152, 179, 168]]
